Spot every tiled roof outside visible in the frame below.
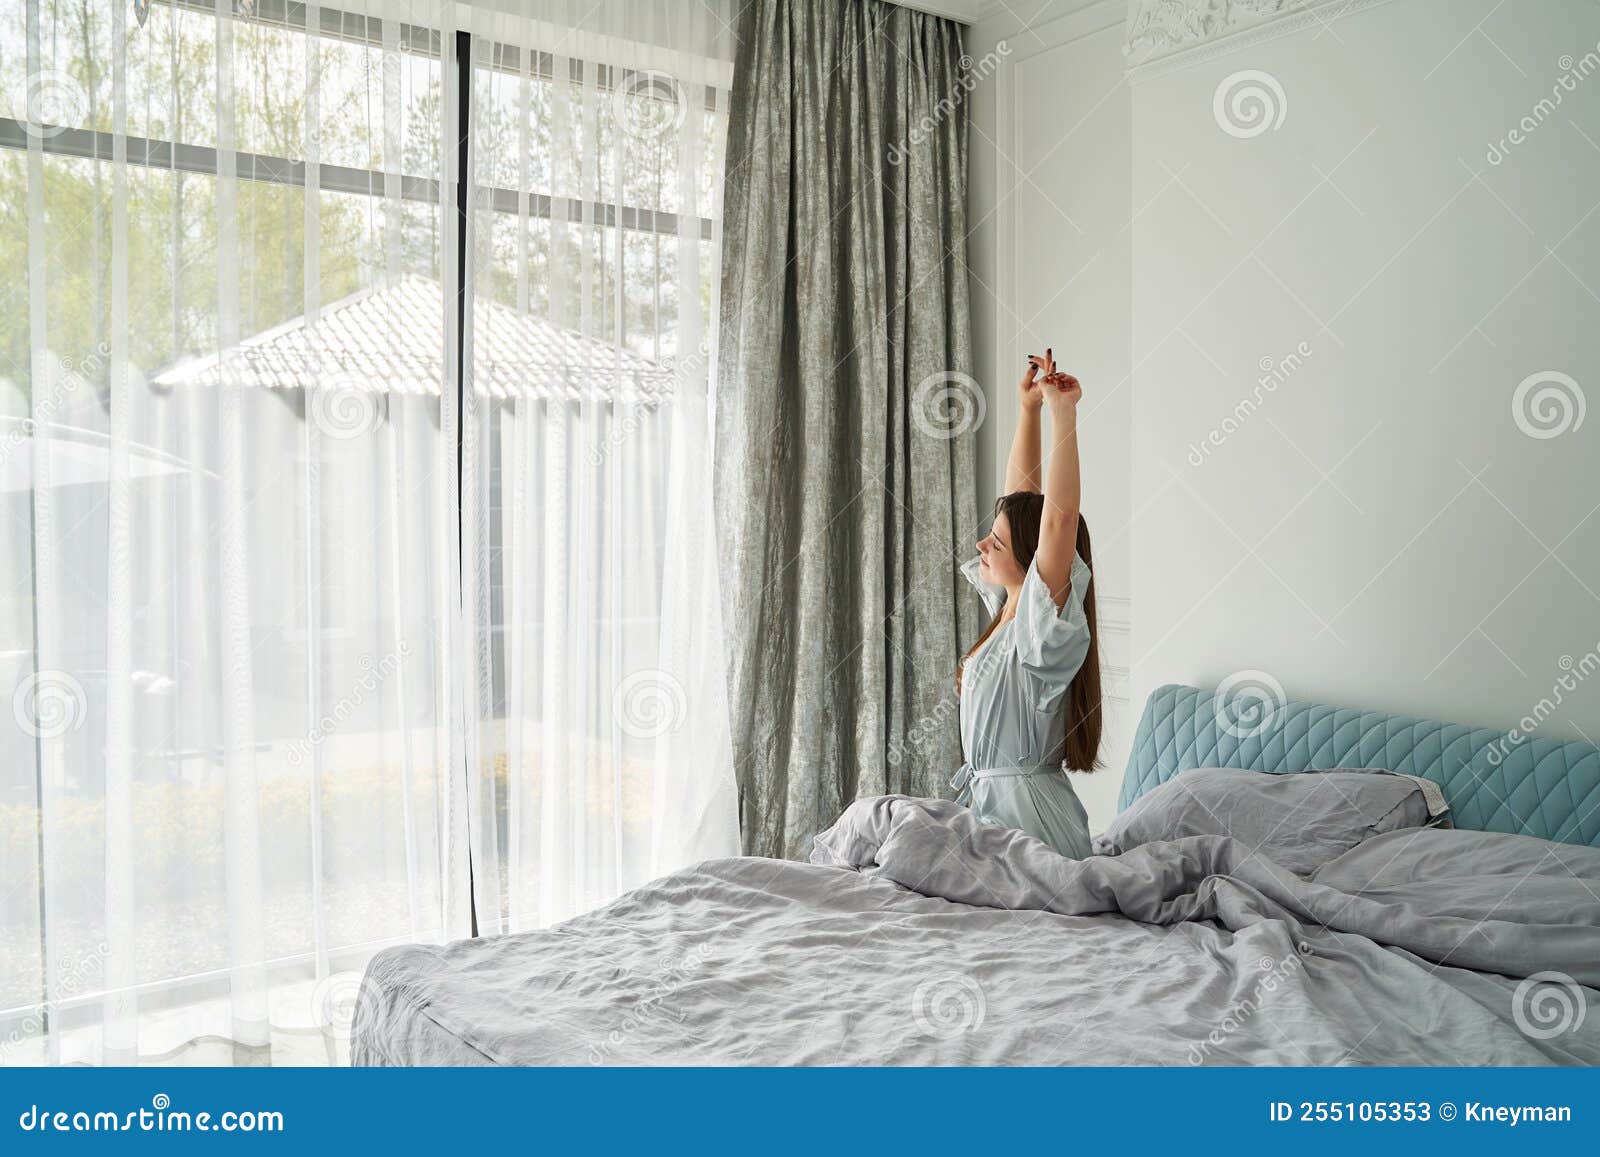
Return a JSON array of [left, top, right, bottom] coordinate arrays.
[[153, 275, 678, 404]]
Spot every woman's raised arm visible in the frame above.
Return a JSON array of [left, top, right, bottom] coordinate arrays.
[[1004, 349, 1052, 494], [1035, 369, 1083, 608]]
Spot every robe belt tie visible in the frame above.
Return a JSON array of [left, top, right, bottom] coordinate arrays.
[[950, 762, 1060, 794]]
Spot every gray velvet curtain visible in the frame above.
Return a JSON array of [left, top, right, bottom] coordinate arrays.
[[716, 0, 981, 859]]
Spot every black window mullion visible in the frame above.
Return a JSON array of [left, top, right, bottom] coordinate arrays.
[[453, 28, 479, 941]]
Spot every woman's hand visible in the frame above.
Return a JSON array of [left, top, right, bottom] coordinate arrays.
[[1042, 369, 1082, 416], [1019, 349, 1053, 413]]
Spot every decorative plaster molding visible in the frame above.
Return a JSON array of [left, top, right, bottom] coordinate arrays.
[[1124, 0, 1292, 64], [1123, 0, 1396, 78]]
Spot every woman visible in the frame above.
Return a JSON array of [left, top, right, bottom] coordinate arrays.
[[954, 348, 1103, 858]]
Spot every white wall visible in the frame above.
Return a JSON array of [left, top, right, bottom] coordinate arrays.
[[969, 0, 1600, 831], [1129, 0, 1600, 742], [967, 0, 1133, 831]]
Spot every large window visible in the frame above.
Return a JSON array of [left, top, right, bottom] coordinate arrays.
[[1, 0, 736, 1067]]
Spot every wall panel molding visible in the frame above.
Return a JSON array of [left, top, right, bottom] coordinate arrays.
[[1096, 594, 1133, 634]]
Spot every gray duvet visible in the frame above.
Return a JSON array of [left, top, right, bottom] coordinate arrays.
[[352, 797, 1600, 1065]]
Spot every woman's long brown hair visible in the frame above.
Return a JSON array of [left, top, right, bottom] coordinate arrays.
[[957, 493, 1103, 771]]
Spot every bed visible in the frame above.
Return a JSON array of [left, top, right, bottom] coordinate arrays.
[[351, 683, 1600, 1065]]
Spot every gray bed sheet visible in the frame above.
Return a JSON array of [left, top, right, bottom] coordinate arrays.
[[352, 797, 1600, 1065]]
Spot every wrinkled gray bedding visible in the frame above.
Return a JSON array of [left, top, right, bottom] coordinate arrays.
[[352, 796, 1600, 1065]]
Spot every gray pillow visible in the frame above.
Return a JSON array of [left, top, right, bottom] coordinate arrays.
[[1310, 827, 1600, 906], [1092, 767, 1451, 877]]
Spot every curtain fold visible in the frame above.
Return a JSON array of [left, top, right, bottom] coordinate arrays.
[[717, 0, 981, 859], [458, 0, 741, 935], [4, 0, 458, 1066]]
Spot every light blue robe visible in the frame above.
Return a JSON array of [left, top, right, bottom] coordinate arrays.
[[954, 551, 1095, 859]]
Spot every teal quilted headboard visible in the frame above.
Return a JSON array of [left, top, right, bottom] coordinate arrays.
[[1120, 683, 1600, 848]]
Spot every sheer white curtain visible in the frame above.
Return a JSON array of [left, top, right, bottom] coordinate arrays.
[[1, 0, 464, 1064], [458, 0, 740, 933], [2, 0, 741, 1066]]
